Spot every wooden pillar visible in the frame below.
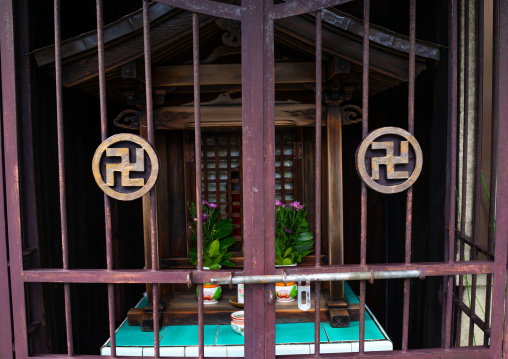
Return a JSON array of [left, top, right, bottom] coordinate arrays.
[[140, 113, 159, 305], [326, 105, 345, 301]]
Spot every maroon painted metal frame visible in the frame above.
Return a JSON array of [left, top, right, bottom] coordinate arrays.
[[1, 0, 507, 358]]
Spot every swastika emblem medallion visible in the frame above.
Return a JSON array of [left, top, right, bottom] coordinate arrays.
[[356, 127, 423, 194], [92, 134, 159, 201]]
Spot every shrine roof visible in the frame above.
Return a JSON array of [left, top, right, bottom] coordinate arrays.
[[31, 2, 442, 104]]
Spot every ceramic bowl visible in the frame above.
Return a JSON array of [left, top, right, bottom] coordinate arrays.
[[196, 284, 221, 304], [230, 311, 245, 336], [275, 282, 297, 302]]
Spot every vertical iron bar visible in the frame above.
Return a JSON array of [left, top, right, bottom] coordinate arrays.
[[143, 1, 159, 358], [192, 12, 205, 359], [241, 0, 276, 357], [456, 0, 471, 346], [485, 7, 499, 347], [55, 0, 73, 355], [402, 0, 416, 351], [490, 0, 508, 356], [469, 0, 484, 346], [314, 9, 322, 357], [0, 99, 13, 359], [487, 1, 498, 258], [96, 0, 116, 356], [444, 0, 458, 349], [359, 0, 370, 354], [16, 0, 48, 351], [0, 1, 27, 358], [263, 0, 276, 356]]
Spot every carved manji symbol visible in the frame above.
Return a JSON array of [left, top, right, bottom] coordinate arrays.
[[92, 134, 159, 201], [356, 127, 423, 194]]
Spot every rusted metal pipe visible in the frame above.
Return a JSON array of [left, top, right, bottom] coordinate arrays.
[[211, 269, 422, 285]]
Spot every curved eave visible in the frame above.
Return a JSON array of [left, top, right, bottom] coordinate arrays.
[[32, 2, 441, 69], [33, 2, 175, 67]]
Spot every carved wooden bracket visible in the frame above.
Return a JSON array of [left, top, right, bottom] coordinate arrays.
[[215, 18, 241, 47], [340, 105, 363, 126], [114, 109, 141, 130], [114, 94, 328, 130]]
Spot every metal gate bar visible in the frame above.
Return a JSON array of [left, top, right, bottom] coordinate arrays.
[[455, 0, 470, 346], [0, 0, 29, 357], [471, 0, 487, 346], [486, 0, 500, 351], [359, 0, 370, 354], [54, 0, 74, 355], [443, 0, 459, 349], [0, 116, 13, 359], [402, 0, 416, 351], [314, 9, 323, 357], [191, 10, 205, 359], [95, 0, 116, 357], [492, 0, 508, 356], [211, 269, 422, 284], [142, 1, 161, 358], [20, 261, 495, 282], [0, 0, 507, 358]]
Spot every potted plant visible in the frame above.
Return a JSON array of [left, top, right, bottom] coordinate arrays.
[[188, 201, 235, 303], [274, 200, 314, 302], [188, 200, 236, 269], [275, 200, 314, 266]]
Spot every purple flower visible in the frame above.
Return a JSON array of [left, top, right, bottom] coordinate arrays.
[[275, 200, 285, 207], [208, 202, 218, 209], [202, 213, 208, 222], [285, 228, 291, 234], [202, 200, 209, 206], [193, 217, 198, 221], [290, 201, 303, 211]]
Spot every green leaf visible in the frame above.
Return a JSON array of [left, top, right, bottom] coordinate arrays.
[[224, 252, 232, 260], [220, 260, 235, 266], [282, 257, 293, 265], [219, 237, 236, 250], [214, 252, 224, 264], [204, 257, 213, 267], [209, 263, 221, 270], [209, 239, 220, 258], [297, 232, 313, 242], [211, 209, 220, 223], [213, 286, 222, 300], [214, 228, 232, 240], [290, 285, 297, 298], [215, 219, 232, 229], [299, 250, 312, 258], [284, 247, 293, 257], [275, 241, 282, 256], [294, 242, 314, 254], [276, 256, 284, 265]]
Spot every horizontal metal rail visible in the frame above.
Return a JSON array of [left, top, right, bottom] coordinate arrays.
[[211, 269, 422, 285]]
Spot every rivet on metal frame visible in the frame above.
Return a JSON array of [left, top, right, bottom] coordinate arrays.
[[356, 127, 423, 194]]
